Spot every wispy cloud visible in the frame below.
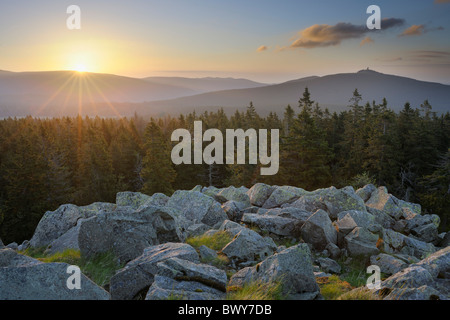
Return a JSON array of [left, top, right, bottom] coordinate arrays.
[[256, 45, 268, 52], [400, 24, 426, 36], [434, 0, 450, 4], [399, 24, 444, 36], [375, 57, 403, 62], [411, 50, 450, 59], [360, 37, 374, 46], [289, 18, 404, 49]]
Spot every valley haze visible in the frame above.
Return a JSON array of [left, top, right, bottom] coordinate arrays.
[[0, 69, 449, 118]]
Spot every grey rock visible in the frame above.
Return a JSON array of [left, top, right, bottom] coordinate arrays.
[[17, 240, 30, 252], [199, 245, 218, 261], [381, 265, 434, 290], [45, 221, 82, 255], [370, 253, 408, 275], [145, 275, 225, 300], [285, 195, 328, 214], [337, 210, 376, 230], [247, 183, 275, 207], [402, 236, 436, 260], [156, 257, 227, 292], [381, 229, 406, 253], [411, 223, 439, 243], [110, 242, 199, 300], [201, 185, 221, 197], [221, 228, 277, 264], [396, 198, 421, 215], [241, 213, 302, 237], [0, 248, 42, 268], [30, 204, 83, 248], [316, 186, 367, 219], [366, 187, 403, 220], [439, 232, 450, 248], [325, 243, 341, 260], [78, 205, 180, 264], [78, 202, 117, 217], [0, 261, 109, 300], [116, 191, 151, 209], [316, 257, 341, 274], [379, 248, 450, 300], [218, 219, 245, 237], [273, 207, 313, 222], [167, 190, 227, 227], [222, 201, 243, 221], [0, 238, 3, 248], [300, 209, 337, 251], [186, 223, 210, 237], [366, 206, 396, 230], [314, 271, 333, 278], [382, 285, 444, 300], [262, 186, 308, 209], [356, 184, 377, 202], [229, 244, 320, 300], [406, 214, 440, 230], [415, 246, 450, 279], [6, 242, 18, 250], [217, 186, 251, 207], [344, 227, 379, 258], [191, 185, 203, 192]]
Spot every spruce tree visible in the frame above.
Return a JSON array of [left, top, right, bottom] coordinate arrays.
[[141, 120, 176, 195]]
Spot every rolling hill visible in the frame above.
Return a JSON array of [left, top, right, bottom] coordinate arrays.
[[141, 76, 268, 93], [0, 69, 449, 117], [142, 70, 450, 116]]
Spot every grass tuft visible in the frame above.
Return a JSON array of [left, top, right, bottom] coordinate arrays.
[[317, 275, 352, 300], [226, 279, 284, 300], [186, 231, 232, 251], [20, 247, 123, 288], [337, 287, 381, 300]]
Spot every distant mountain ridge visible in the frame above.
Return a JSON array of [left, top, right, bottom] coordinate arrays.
[[0, 69, 449, 117], [142, 69, 450, 115], [141, 76, 268, 93]]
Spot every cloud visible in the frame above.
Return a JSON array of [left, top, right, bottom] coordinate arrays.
[[290, 18, 404, 49], [381, 18, 406, 29], [400, 24, 426, 36], [375, 57, 403, 62], [256, 45, 268, 52], [434, 0, 450, 3], [399, 24, 444, 36], [412, 50, 450, 58], [360, 37, 374, 46]]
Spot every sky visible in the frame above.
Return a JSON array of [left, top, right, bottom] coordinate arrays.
[[1, 0, 449, 83]]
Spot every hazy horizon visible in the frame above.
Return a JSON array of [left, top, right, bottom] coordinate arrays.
[[1, 1, 449, 84], [1, 67, 450, 86]]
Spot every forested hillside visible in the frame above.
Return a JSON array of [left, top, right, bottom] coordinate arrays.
[[0, 88, 449, 243]]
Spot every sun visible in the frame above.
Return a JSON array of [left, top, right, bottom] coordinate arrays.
[[74, 64, 87, 73]]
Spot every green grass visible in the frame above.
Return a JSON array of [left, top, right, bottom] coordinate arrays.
[[20, 247, 123, 288], [340, 270, 368, 288], [186, 231, 232, 251], [201, 253, 230, 269], [274, 237, 299, 248], [80, 251, 123, 287], [337, 287, 381, 300], [337, 255, 370, 288], [317, 275, 352, 300], [226, 279, 284, 300]]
